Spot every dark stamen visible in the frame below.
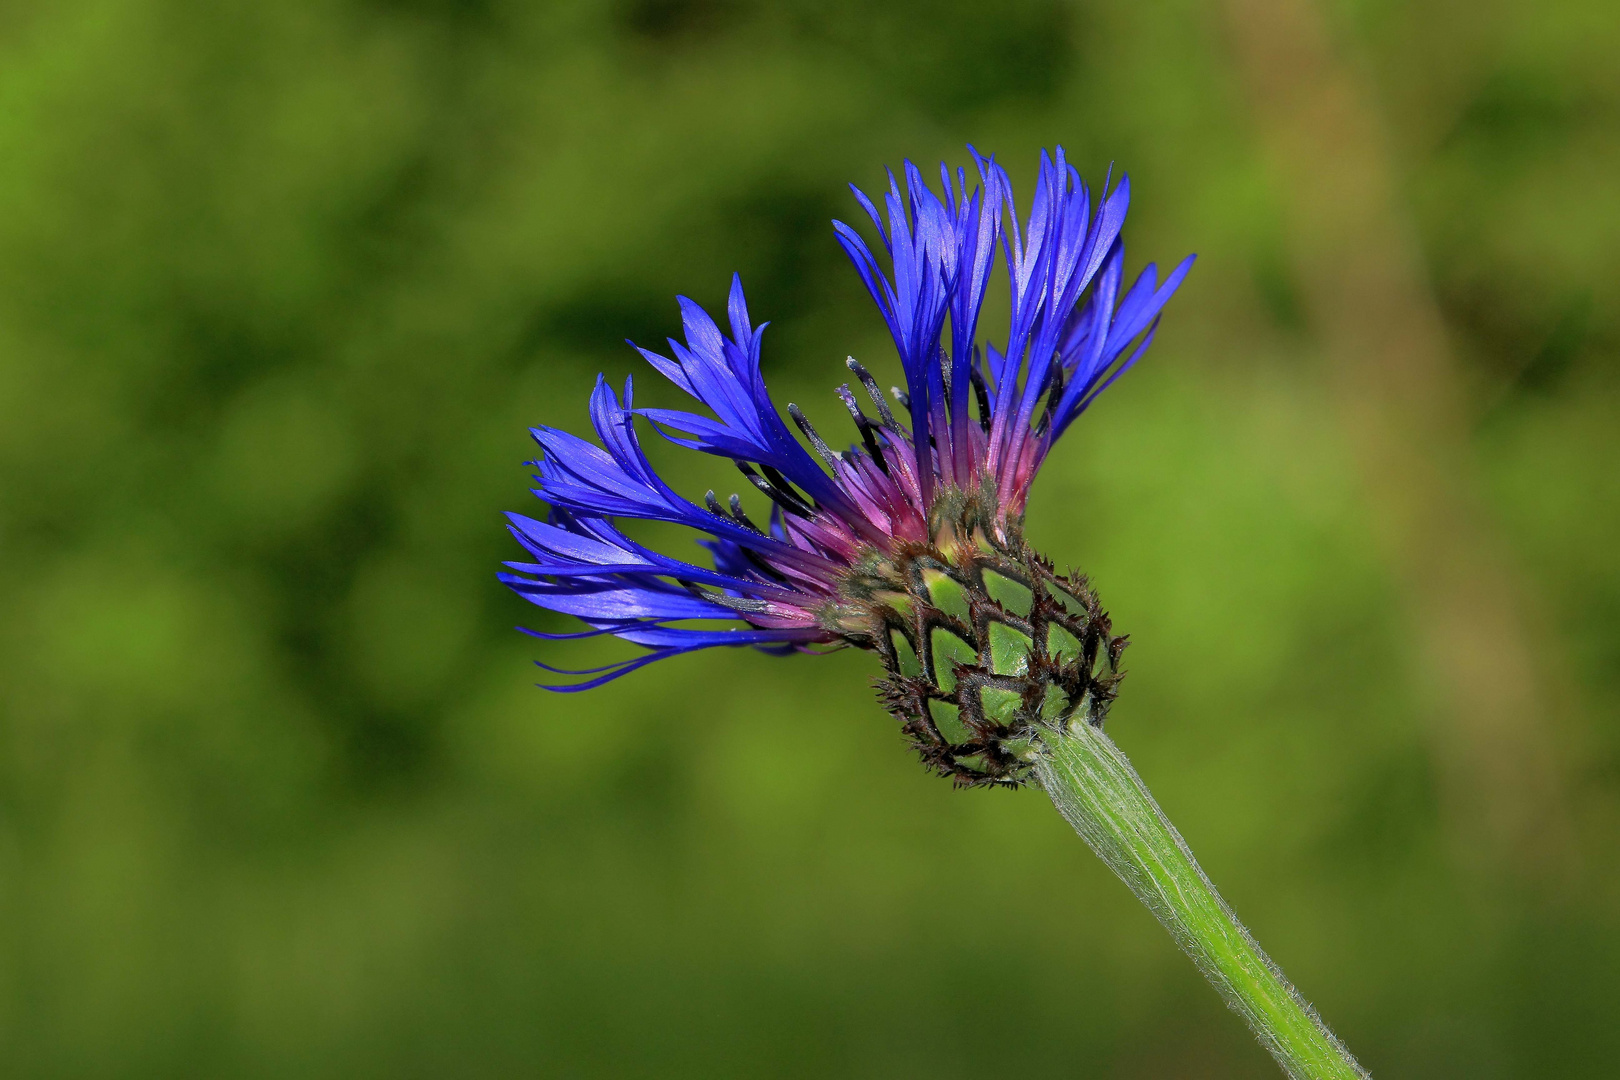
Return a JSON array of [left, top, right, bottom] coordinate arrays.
[[761, 464, 815, 511], [836, 384, 890, 475], [1034, 361, 1066, 437], [846, 357, 901, 432], [891, 386, 911, 414], [738, 461, 814, 518], [694, 498, 784, 578], [709, 488, 764, 534], [969, 363, 992, 432], [787, 403, 840, 472], [728, 493, 762, 533]]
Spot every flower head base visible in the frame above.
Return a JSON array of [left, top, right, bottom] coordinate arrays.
[[503, 147, 1191, 784], [848, 489, 1128, 786]]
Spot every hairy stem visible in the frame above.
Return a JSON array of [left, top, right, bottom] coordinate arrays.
[[1035, 722, 1369, 1079]]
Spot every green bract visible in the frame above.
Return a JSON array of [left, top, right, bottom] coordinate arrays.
[[834, 493, 1125, 787]]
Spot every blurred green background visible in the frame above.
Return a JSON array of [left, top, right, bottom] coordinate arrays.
[[2, 0, 1618, 1076]]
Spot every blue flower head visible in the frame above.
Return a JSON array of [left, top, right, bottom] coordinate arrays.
[[503, 147, 1193, 784]]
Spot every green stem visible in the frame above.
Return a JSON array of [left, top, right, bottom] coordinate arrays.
[[1034, 721, 1369, 1080]]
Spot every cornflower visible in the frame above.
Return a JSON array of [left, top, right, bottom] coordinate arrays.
[[501, 148, 1369, 1080]]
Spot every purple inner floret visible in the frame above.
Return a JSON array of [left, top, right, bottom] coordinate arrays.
[[501, 146, 1194, 689]]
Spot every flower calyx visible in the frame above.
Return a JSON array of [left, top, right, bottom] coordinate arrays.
[[836, 497, 1127, 787]]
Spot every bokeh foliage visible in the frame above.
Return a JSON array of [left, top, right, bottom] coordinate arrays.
[[0, 0, 1617, 1075]]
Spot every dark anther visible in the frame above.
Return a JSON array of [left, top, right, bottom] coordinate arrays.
[[709, 488, 763, 533], [740, 463, 798, 515], [727, 493, 762, 533], [761, 464, 815, 512], [969, 363, 992, 432], [1034, 363, 1066, 437], [738, 461, 814, 518], [787, 403, 840, 472], [891, 386, 911, 414], [836, 384, 890, 475], [845, 357, 901, 431]]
